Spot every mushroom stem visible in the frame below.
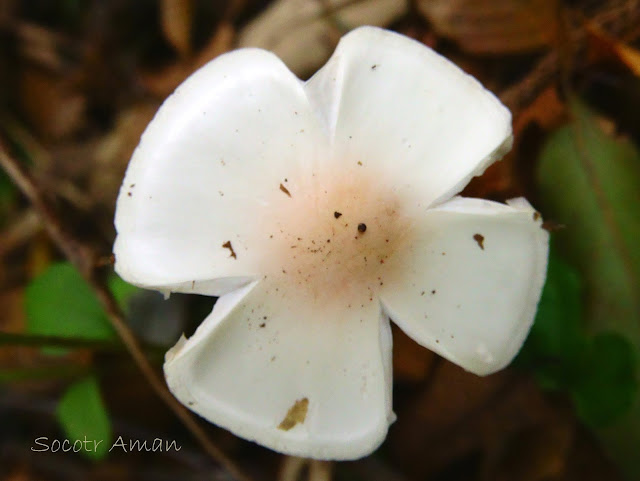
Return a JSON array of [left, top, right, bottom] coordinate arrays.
[[279, 456, 333, 481]]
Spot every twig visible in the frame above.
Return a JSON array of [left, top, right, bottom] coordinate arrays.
[[0, 140, 254, 481], [0, 209, 41, 258], [0, 331, 164, 355], [500, 0, 640, 115]]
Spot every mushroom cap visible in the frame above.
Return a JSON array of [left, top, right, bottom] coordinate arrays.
[[114, 27, 548, 459]]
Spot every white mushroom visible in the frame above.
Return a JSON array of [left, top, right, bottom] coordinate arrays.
[[113, 26, 549, 460]]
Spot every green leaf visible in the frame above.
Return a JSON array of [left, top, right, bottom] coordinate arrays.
[[521, 252, 586, 355], [516, 251, 588, 388], [517, 251, 636, 423], [25, 263, 116, 345], [537, 98, 640, 343], [537, 99, 640, 479], [518, 251, 638, 472], [107, 274, 141, 311], [57, 375, 112, 460], [573, 333, 638, 428]]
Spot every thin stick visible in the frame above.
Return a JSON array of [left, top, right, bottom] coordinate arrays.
[[500, 0, 640, 115], [0, 141, 254, 481]]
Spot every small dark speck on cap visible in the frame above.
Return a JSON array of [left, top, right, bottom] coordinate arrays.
[[222, 241, 237, 259], [279, 183, 292, 197]]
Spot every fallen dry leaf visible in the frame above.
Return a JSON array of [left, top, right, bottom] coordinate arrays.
[[140, 23, 235, 97], [586, 22, 640, 77], [91, 103, 159, 208], [0, 288, 25, 333], [417, 0, 559, 54], [390, 366, 572, 479], [18, 67, 86, 141], [238, 0, 408, 76], [513, 86, 567, 134], [463, 86, 567, 199], [392, 325, 437, 384], [484, 421, 573, 481], [160, 0, 195, 57]]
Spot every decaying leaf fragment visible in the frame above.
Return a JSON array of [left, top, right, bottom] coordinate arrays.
[[278, 398, 309, 431], [239, 0, 408, 75], [418, 0, 558, 54]]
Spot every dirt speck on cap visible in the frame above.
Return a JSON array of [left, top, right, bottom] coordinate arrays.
[[473, 234, 485, 250], [222, 240, 237, 259]]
